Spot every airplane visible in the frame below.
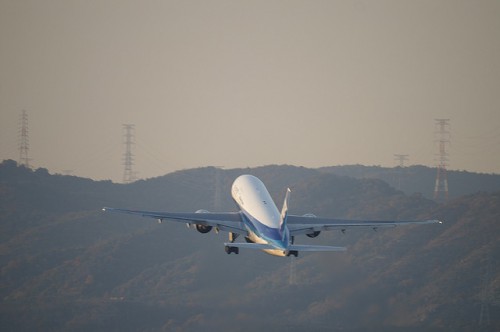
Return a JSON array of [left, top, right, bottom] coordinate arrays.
[[103, 174, 442, 257]]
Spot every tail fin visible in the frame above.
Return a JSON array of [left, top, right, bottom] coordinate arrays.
[[280, 188, 291, 233]]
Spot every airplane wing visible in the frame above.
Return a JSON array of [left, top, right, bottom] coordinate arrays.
[[102, 207, 247, 234], [287, 215, 442, 236]]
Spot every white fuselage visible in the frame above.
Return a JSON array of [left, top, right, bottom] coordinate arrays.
[[231, 175, 291, 256]]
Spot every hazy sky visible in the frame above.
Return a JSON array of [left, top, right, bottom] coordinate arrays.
[[1, 0, 499, 182]]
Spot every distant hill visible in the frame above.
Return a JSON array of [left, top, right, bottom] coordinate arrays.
[[320, 164, 500, 200], [0, 160, 498, 331]]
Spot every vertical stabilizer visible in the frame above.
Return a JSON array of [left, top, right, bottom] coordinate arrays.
[[280, 188, 291, 233]]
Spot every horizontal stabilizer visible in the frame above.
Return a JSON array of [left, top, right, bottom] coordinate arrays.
[[224, 243, 346, 252], [223, 243, 276, 250], [289, 244, 346, 252]]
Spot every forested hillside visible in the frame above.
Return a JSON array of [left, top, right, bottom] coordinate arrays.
[[0, 160, 498, 331]]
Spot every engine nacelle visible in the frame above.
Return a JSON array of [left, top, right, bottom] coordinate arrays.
[[306, 230, 321, 238], [195, 224, 213, 234], [303, 213, 321, 238], [194, 209, 212, 234]]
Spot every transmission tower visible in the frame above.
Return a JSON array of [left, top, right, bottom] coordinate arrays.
[[122, 124, 137, 183], [479, 259, 492, 328], [213, 167, 223, 211], [478, 258, 500, 329], [18, 110, 31, 167], [394, 154, 409, 167], [434, 119, 450, 200], [289, 256, 297, 285], [394, 154, 409, 190]]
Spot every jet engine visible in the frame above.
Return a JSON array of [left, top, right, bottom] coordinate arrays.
[[195, 224, 213, 234], [194, 209, 212, 234], [303, 213, 321, 238], [306, 230, 321, 238]]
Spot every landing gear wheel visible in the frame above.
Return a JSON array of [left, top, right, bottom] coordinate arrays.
[[225, 246, 239, 255]]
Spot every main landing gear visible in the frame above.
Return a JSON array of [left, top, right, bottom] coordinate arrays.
[[225, 245, 239, 255], [225, 232, 239, 255]]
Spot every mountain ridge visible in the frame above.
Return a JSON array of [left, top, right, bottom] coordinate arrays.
[[0, 160, 498, 331]]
